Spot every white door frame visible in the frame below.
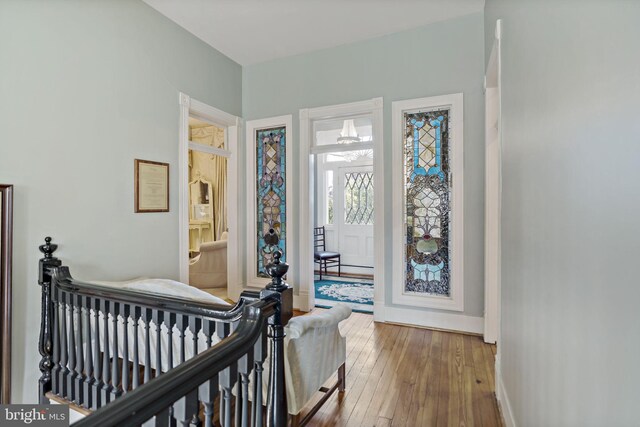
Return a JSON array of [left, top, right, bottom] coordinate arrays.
[[178, 93, 242, 299], [484, 20, 502, 345], [244, 115, 294, 289], [299, 98, 384, 313]]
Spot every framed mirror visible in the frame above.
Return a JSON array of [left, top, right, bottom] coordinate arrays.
[[0, 184, 12, 403]]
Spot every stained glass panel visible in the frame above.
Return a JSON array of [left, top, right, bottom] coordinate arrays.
[[256, 126, 287, 277], [403, 109, 451, 296]]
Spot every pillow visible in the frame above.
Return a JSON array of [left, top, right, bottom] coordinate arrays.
[[90, 278, 230, 306]]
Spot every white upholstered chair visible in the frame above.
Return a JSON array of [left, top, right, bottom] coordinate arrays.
[[189, 231, 227, 288], [261, 304, 352, 426]]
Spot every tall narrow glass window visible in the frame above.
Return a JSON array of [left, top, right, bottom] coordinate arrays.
[[326, 170, 334, 225], [256, 126, 287, 277], [403, 109, 451, 296]]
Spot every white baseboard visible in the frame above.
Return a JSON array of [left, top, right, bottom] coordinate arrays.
[[378, 304, 484, 334], [495, 357, 516, 427]]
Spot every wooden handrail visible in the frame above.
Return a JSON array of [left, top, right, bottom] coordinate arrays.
[[72, 299, 277, 427]]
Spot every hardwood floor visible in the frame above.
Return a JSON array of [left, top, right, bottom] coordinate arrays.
[[295, 310, 503, 427]]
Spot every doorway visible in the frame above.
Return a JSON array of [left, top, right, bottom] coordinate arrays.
[[299, 98, 384, 316], [187, 118, 229, 299], [178, 93, 241, 301], [315, 144, 375, 313]]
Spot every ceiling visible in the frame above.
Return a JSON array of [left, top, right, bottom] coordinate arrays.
[[143, 0, 484, 65]]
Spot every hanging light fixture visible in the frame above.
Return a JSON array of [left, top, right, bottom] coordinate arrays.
[[337, 119, 360, 144]]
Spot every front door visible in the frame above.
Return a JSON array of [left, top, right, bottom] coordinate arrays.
[[334, 165, 374, 273]]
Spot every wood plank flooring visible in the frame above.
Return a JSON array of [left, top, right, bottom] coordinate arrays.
[[295, 310, 503, 427]]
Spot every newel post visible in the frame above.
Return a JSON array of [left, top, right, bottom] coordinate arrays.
[[38, 237, 61, 403], [262, 251, 293, 427]]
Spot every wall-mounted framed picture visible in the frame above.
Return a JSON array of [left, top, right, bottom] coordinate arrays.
[[0, 184, 13, 403], [134, 159, 170, 213]]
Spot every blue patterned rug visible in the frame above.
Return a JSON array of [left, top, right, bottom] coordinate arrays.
[[314, 279, 373, 314]]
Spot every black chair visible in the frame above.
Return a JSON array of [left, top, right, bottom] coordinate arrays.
[[314, 226, 341, 281]]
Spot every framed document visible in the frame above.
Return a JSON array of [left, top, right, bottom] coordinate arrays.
[[134, 159, 169, 213]]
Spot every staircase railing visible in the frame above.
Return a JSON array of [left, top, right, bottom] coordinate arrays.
[[37, 237, 293, 427], [73, 297, 277, 427]]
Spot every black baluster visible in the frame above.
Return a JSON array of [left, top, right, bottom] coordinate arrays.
[[188, 316, 201, 358], [67, 294, 77, 402], [198, 374, 218, 427], [74, 294, 84, 405], [143, 308, 152, 384], [263, 251, 293, 427], [132, 306, 141, 389], [216, 321, 232, 427], [175, 389, 201, 427], [220, 386, 231, 427], [100, 300, 112, 404], [177, 314, 187, 364], [152, 310, 164, 378], [121, 303, 130, 394], [203, 320, 215, 349], [154, 407, 171, 427], [92, 297, 103, 410], [82, 295, 93, 409], [38, 237, 61, 404], [59, 291, 68, 399], [182, 317, 202, 424], [236, 351, 253, 427], [217, 321, 230, 341], [219, 360, 237, 427], [199, 320, 217, 427], [165, 312, 176, 371], [110, 303, 121, 399], [189, 413, 202, 427], [51, 286, 61, 396], [252, 327, 268, 427]]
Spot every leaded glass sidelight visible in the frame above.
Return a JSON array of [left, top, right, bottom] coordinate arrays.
[[403, 109, 451, 296], [344, 172, 374, 225], [256, 126, 287, 277]]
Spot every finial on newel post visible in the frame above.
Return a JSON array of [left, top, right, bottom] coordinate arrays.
[[262, 250, 293, 427], [265, 250, 289, 292], [38, 237, 62, 404]]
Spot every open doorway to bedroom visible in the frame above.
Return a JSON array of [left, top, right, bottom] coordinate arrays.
[[186, 117, 229, 300], [313, 116, 375, 314], [178, 93, 241, 303]]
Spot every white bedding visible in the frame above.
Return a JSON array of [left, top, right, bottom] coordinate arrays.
[[76, 278, 232, 373], [90, 278, 230, 306]]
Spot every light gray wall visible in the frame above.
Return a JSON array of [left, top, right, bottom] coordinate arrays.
[[243, 13, 486, 317], [0, 0, 241, 403], [484, 1, 640, 425]]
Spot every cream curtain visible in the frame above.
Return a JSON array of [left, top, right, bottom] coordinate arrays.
[[190, 126, 227, 241]]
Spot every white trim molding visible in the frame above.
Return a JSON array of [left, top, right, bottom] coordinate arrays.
[[178, 92, 242, 300], [379, 304, 483, 334], [299, 97, 384, 313], [484, 18, 503, 344], [391, 93, 464, 311], [245, 115, 294, 289]]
